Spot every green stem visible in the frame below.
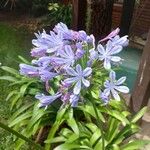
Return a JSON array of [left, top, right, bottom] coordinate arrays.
[[0, 121, 43, 149], [90, 100, 105, 150], [44, 121, 61, 150]]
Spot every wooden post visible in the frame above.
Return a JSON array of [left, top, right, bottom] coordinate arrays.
[[120, 0, 135, 36], [130, 29, 150, 112], [72, 0, 87, 31], [89, 0, 114, 41]]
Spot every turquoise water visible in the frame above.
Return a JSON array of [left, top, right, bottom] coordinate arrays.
[[117, 47, 142, 91]]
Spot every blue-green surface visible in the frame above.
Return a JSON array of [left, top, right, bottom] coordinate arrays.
[[117, 47, 142, 91]]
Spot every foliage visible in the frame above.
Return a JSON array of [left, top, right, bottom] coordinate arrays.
[[31, 0, 58, 17], [0, 23, 32, 149], [0, 23, 149, 150], [47, 2, 72, 27]]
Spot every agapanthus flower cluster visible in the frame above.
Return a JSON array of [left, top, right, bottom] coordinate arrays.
[[19, 22, 129, 108]]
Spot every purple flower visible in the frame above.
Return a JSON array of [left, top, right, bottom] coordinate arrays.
[[69, 94, 79, 107], [61, 93, 70, 103], [99, 91, 109, 104], [19, 64, 39, 77], [100, 28, 120, 42], [35, 93, 62, 108], [110, 35, 129, 47], [86, 34, 95, 47], [46, 31, 64, 54], [103, 70, 129, 100], [39, 69, 58, 82], [78, 30, 88, 41], [51, 45, 75, 68], [31, 47, 47, 57], [64, 64, 92, 95], [89, 49, 98, 61], [54, 22, 73, 40], [32, 30, 64, 55], [32, 56, 52, 68], [97, 41, 122, 69]]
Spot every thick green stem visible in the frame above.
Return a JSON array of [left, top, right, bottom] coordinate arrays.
[[90, 100, 105, 150], [0, 121, 43, 149], [44, 121, 61, 150]]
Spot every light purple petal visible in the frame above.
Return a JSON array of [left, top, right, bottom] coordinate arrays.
[[106, 40, 113, 52], [109, 70, 116, 81], [111, 56, 122, 62], [104, 58, 111, 70], [108, 45, 122, 55], [73, 80, 81, 95], [82, 78, 90, 87], [69, 94, 79, 107], [116, 77, 126, 85], [115, 86, 129, 93], [104, 80, 110, 88], [103, 88, 110, 96], [97, 44, 105, 54], [111, 89, 120, 100], [83, 67, 92, 77], [35, 93, 61, 107], [76, 64, 82, 74], [89, 49, 98, 60], [64, 77, 78, 84], [65, 45, 74, 57], [66, 67, 78, 76]]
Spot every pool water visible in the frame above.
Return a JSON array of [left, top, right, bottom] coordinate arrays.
[[117, 47, 142, 91]]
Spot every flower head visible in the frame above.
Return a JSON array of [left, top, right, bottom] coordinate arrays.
[[110, 35, 129, 47], [19, 64, 39, 77], [103, 70, 129, 100], [35, 93, 62, 108], [51, 45, 75, 68], [64, 64, 92, 95], [97, 41, 122, 69]]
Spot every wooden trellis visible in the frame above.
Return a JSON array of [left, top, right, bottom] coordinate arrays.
[[130, 30, 150, 112]]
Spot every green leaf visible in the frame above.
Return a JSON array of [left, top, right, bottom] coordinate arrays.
[[10, 94, 21, 110], [103, 109, 129, 126], [45, 136, 66, 144], [0, 122, 42, 150], [54, 143, 87, 150], [106, 118, 120, 143], [9, 111, 32, 127], [131, 107, 147, 123], [121, 140, 150, 150], [90, 128, 101, 146], [79, 105, 105, 123], [1, 66, 19, 76], [5, 90, 18, 101], [0, 76, 18, 82], [18, 55, 30, 64], [9, 103, 34, 122], [67, 117, 79, 135], [20, 81, 34, 96], [27, 108, 49, 130]]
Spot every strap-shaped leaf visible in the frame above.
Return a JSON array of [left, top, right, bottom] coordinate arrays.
[[9, 102, 34, 122], [1, 66, 19, 76], [9, 111, 32, 127], [0, 76, 18, 82], [131, 107, 147, 123], [121, 140, 150, 150]]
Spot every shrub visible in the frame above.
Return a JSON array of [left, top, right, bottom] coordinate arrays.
[[0, 23, 149, 150]]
